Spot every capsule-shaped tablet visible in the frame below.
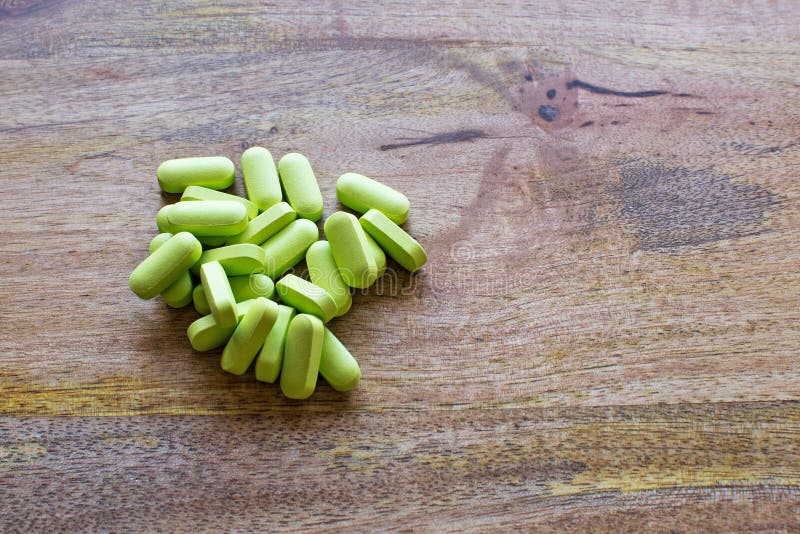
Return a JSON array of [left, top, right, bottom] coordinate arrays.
[[149, 232, 194, 307], [193, 273, 274, 314], [191, 243, 266, 276], [226, 202, 296, 245], [221, 297, 279, 375], [364, 233, 387, 279], [241, 146, 282, 211], [200, 261, 238, 328], [197, 235, 227, 248], [324, 211, 377, 289], [360, 209, 427, 272], [277, 153, 323, 221], [260, 218, 319, 278], [319, 328, 361, 392], [275, 274, 337, 323], [130, 232, 202, 300], [187, 299, 257, 351], [306, 241, 352, 317], [280, 314, 324, 399], [255, 304, 295, 383], [164, 201, 248, 237], [157, 156, 235, 193], [156, 206, 174, 233], [336, 173, 410, 224], [181, 186, 258, 220]]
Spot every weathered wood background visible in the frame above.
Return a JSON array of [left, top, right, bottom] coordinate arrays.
[[1, 1, 799, 531]]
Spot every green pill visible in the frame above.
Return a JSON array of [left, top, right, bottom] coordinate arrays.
[[226, 202, 296, 245], [193, 273, 274, 314], [157, 156, 235, 193], [130, 232, 202, 300], [260, 218, 319, 278], [255, 304, 295, 383], [360, 209, 427, 272], [241, 146, 282, 211], [221, 297, 279, 375], [181, 186, 258, 220], [200, 261, 238, 328], [156, 206, 174, 233], [306, 241, 352, 317], [324, 211, 377, 289], [197, 235, 227, 248], [149, 232, 193, 308], [165, 201, 249, 237], [319, 328, 361, 392], [191, 244, 266, 277], [277, 153, 323, 221], [280, 314, 324, 399], [275, 274, 337, 323], [187, 299, 257, 352], [364, 233, 387, 279], [336, 172, 410, 224]]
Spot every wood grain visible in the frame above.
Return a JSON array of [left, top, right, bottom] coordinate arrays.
[[1, 1, 799, 530]]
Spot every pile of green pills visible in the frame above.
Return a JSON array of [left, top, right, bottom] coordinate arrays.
[[130, 150, 427, 399]]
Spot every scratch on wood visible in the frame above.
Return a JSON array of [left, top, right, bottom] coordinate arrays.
[[380, 129, 487, 151], [566, 79, 694, 98]]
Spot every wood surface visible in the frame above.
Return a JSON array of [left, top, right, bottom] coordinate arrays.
[[1, 1, 799, 531]]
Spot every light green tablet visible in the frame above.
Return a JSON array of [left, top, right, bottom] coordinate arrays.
[[148, 232, 193, 307], [306, 241, 352, 317], [193, 273, 274, 314], [226, 202, 296, 245], [165, 201, 249, 237], [319, 328, 361, 392], [241, 147, 282, 211], [157, 156, 235, 193], [200, 261, 238, 328], [220, 297, 279, 375], [360, 209, 427, 272], [181, 186, 258, 220], [278, 153, 323, 221], [280, 314, 324, 399], [336, 172, 409, 224], [324, 211, 377, 289], [260, 218, 319, 278], [364, 233, 386, 279], [275, 274, 337, 323], [130, 232, 202, 300], [186, 299, 257, 352], [191, 244, 266, 276], [255, 304, 295, 383]]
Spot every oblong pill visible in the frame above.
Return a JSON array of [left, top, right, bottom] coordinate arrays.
[[191, 243, 266, 276], [241, 146, 282, 211], [275, 274, 337, 323], [200, 261, 238, 328], [255, 304, 295, 383], [324, 211, 377, 289], [336, 172, 410, 224], [360, 209, 427, 272], [197, 235, 227, 248], [157, 156, 235, 193], [156, 206, 174, 233], [364, 233, 386, 279], [280, 314, 324, 399], [277, 153, 323, 221], [306, 241, 352, 317], [226, 202, 296, 245], [166, 201, 248, 237], [130, 232, 202, 300], [221, 297, 279, 375], [260, 218, 319, 278], [319, 328, 361, 392], [186, 299, 258, 351], [193, 273, 274, 314], [149, 232, 193, 307], [181, 186, 258, 220]]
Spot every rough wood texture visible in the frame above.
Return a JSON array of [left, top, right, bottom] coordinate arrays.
[[1, 1, 798, 531]]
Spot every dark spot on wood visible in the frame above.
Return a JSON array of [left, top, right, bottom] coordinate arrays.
[[610, 120, 620, 125], [580, 121, 594, 127], [566, 79, 674, 98], [270, 126, 279, 134], [546, 89, 557, 99], [524, 72, 533, 82], [725, 140, 797, 155], [379, 129, 487, 151], [616, 161, 782, 250], [695, 110, 715, 115], [538, 105, 559, 122], [749, 121, 756, 125]]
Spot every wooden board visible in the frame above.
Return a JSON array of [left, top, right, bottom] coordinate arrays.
[[1, 1, 798, 530]]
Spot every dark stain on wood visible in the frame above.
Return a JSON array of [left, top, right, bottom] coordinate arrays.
[[538, 104, 560, 122], [567, 79, 680, 98], [379, 129, 487, 151], [616, 160, 782, 250]]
